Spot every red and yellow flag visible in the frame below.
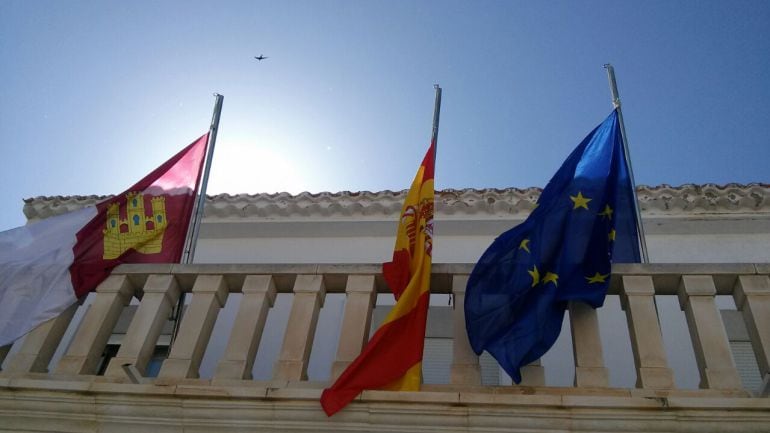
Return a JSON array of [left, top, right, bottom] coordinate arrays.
[[320, 141, 435, 416]]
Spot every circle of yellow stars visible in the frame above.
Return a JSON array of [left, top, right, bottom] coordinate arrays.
[[517, 191, 617, 288]]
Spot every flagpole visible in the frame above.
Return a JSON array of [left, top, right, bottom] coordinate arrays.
[[430, 84, 444, 305], [431, 84, 442, 160], [183, 93, 224, 264], [603, 65, 649, 263], [170, 93, 223, 348]]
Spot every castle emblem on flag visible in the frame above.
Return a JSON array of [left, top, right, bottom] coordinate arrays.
[[103, 192, 168, 259]]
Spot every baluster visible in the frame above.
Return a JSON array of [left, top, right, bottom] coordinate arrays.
[[619, 275, 674, 389], [103, 274, 181, 378], [450, 275, 481, 385], [678, 275, 742, 389], [733, 274, 770, 394], [569, 301, 609, 387], [56, 275, 134, 375], [214, 275, 276, 381], [3, 303, 79, 373], [273, 275, 325, 381], [331, 275, 376, 380], [157, 275, 228, 379]]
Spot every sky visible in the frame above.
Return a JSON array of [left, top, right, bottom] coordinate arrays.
[[1, 0, 768, 231]]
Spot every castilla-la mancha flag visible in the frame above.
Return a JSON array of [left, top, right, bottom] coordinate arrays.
[[0, 133, 208, 347], [320, 141, 435, 416]]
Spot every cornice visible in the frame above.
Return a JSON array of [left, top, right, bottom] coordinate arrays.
[[22, 183, 770, 221]]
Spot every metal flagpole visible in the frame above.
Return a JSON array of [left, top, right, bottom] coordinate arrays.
[[170, 93, 224, 348], [430, 85, 446, 305], [431, 84, 442, 161], [183, 93, 224, 264], [603, 65, 649, 263]]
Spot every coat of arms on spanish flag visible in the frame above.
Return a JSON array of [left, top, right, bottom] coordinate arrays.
[[320, 140, 435, 416], [0, 134, 208, 346]]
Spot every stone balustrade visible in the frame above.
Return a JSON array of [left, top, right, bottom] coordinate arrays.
[[1, 263, 769, 432]]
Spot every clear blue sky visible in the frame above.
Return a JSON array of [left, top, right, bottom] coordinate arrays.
[[1, 1, 768, 231]]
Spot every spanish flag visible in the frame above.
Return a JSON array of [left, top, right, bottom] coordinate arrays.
[[320, 141, 435, 416]]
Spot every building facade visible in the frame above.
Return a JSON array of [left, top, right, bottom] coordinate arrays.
[[1, 183, 769, 432]]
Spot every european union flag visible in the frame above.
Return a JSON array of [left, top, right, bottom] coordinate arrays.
[[464, 110, 641, 383]]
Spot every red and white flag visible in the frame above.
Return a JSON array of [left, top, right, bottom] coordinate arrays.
[[0, 134, 208, 346]]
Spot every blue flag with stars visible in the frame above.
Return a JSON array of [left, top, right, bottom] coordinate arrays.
[[464, 110, 641, 384]]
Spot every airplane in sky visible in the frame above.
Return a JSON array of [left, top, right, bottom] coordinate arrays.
[[254, 55, 268, 61]]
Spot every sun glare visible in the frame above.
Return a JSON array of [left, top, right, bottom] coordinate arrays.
[[207, 139, 311, 195]]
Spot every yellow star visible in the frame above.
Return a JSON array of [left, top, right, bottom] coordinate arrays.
[[542, 272, 559, 286], [527, 265, 540, 287], [598, 204, 613, 220], [570, 191, 592, 210], [608, 229, 616, 241], [585, 272, 610, 284], [519, 238, 531, 253]]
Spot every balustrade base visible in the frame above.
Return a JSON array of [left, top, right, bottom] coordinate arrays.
[[636, 366, 676, 390], [213, 360, 252, 381], [0, 376, 766, 433], [574, 366, 610, 388], [701, 367, 745, 390], [449, 363, 482, 385]]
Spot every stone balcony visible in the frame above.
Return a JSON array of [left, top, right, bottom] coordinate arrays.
[[1, 263, 769, 432]]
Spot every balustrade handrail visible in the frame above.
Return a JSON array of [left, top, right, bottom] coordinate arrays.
[[112, 262, 769, 295]]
